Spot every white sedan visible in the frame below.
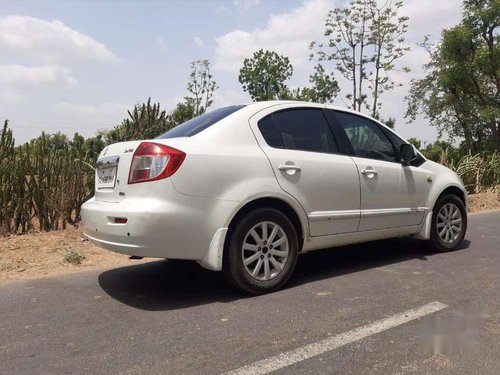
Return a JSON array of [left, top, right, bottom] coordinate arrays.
[[81, 101, 467, 294]]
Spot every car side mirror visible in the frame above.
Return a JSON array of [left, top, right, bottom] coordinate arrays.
[[400, 144, 415, 165]]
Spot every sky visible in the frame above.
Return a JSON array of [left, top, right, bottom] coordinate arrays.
[[0, 0, 463, 145]]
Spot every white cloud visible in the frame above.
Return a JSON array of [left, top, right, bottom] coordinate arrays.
[[0, 15, 120, 65], [53, 101, 98, 116], [0, 90, 23, 117], [155, 36, 168, 52], [0, 65, 77, 88], [233, 0, 261, 13], [53, 101, 128, 118], [401, 0, 462, 41], [50, 101, 130, 135], [0, 15, 120, 91], [194, 36, 204, 47], [215, 4, 230, 14], [214, 0, 333, 76], [212, 88, 249, 109]]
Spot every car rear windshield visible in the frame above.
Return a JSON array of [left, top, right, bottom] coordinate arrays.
[[157, 105, 246, 139]]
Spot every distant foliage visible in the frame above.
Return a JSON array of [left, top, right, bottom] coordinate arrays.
[[106, 98, 173, 143], [283, 64, 340, 103], [239, 49, 294, 101], [416, 140, 500, 193], [0, 120, 18, 234], [310, 0, 410, 117], [187, 60, 218, 116], [0, 122, 96, 235], [406, 0, 500, 153], [170, 99, 196, 126], [450, 153, 500, 193]]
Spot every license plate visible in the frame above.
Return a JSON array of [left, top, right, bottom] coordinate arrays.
[[97, 166, 117, 189]]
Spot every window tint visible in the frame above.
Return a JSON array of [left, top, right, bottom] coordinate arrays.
[[335, 111, 397, 162], [157, 105, 246, 139], [258, 109, 338, 154]]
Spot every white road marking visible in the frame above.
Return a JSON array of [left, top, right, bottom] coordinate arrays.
[[224, 301, 448, 375]]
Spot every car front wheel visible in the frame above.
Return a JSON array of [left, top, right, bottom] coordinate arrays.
[[430, 194, 467, 252], [223, 208, 298, 294]]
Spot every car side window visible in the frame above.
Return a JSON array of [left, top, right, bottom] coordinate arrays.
[[384, 129, 426, 167], [258, 108, 338, 154], [334, 111, 398, 162]]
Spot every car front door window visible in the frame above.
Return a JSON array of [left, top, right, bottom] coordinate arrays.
[[334, 111, 398, 162]]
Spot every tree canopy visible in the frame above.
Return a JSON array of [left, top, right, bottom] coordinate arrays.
[[239, 49, 294, 101], [310, 0, 410, 118], [406, 0, 500, 152]]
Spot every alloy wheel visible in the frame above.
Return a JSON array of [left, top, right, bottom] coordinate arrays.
[[241, 221, 289, 281], [436, 202, 463, 244]]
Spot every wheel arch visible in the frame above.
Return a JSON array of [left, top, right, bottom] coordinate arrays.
[[225, 197, 306, 252], [415, 183, 467, 241], [433, 185, 467, 210]]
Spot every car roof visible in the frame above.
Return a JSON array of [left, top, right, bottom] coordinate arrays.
[[240, 100, 369, 118], [237, 100, 417, 153]]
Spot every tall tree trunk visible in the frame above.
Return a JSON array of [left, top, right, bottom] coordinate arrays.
[[492, 122, 500, 152], [352, 46, 357, 110]]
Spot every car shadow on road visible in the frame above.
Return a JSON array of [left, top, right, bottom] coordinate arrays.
[[98, 237, 470, 311]]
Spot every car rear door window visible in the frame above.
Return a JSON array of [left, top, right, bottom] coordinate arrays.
[[334, 111, 398, 162], [258, 108, 338, 154]]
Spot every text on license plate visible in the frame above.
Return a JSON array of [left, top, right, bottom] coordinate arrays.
[[97, 167, 117, 188]]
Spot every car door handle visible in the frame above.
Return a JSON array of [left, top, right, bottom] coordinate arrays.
[[361, 169, 378, 176], [278, 165, 301, 172]]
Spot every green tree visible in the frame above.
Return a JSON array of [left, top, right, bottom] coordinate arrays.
[[420, 141, 455, 162], [107, 98, 172, 143], [170, 98, 196, 125], [310, 0, 409, 116], [407, 137, 422, 149], [187, 60, 218, 116], [239, 49, 293, 101], [308, 64, 340, 103], [366, 0, 410, 118], [281, 64, 340, 103], [382, 117, 396, 129], [81, 132, 106, 161], [406, 0, 500, 152]]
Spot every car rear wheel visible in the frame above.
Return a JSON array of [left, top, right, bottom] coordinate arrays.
[[430, 194, 467, 252], [223, 208, 298, 294]]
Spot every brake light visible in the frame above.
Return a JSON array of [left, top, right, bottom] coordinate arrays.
[[128, 142, 185, 184]]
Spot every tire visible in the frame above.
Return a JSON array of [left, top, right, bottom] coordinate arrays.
[[223, 207, 299, 294], [430, 194, 467, 252]]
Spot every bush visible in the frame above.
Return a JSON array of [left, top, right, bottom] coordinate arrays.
[[0, 121, 97, 235], [450, 153, 500, 193], [63, 249, 85, 265], [419, 141, 499, 193]]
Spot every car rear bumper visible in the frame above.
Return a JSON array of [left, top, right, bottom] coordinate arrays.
[[81, 185, 238, 266]]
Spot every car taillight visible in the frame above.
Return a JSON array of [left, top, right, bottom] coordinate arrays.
[[128, 142, 185, 184]]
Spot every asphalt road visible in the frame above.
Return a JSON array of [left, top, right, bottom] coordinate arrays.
[[1, 211, 500, 375]]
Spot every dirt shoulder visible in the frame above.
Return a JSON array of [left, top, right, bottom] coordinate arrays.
[[467, 189, 500, 213], [0, 228, 149, 283], [1, 189, 499, 283]]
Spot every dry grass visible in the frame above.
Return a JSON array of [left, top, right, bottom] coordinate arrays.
[[467, 187, 500, 213]]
